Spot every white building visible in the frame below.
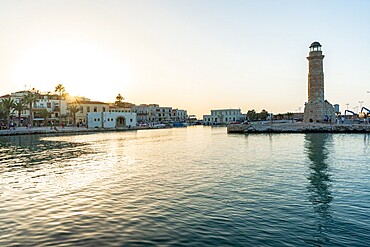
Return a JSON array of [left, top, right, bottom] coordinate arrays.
[[87, 112, 137, 129], [155, 106, 172, 122], [74, 100, 110, 126], [132, 104, 175, 123], [132, 104, 158, 123], [7, 91, 68, 125], [203, 109, 246, 125], [172, 109, 187, 122]]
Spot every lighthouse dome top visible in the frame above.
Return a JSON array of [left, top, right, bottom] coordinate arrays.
[[309, 41, 322, 51]]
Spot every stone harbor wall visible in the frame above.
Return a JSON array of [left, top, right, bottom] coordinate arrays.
[[227, 123, 370, 133]]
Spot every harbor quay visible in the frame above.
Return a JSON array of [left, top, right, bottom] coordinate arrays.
[[0, 125, 159, 137], [227, 122, 370, 134]]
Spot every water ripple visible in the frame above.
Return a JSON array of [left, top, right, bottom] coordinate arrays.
[[0, 128, 369, 246]]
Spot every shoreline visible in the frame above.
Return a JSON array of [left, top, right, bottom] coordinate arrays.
[[227, 122, 370, 134], [0, 126, 151, 137]]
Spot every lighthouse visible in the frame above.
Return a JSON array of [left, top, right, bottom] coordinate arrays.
[[303, 42, 335, 123]]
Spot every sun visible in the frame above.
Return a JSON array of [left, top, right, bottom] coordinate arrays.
[[12, 39, 129, 101]]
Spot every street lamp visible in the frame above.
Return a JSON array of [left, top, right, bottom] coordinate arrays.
[[359, 101, 363, 109], [346, 103, 349, 110]]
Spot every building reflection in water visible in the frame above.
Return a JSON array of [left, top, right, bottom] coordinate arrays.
[[0, 135, 92, 170], [304, 133, 333, 243]]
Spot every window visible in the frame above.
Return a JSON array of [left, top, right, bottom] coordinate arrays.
[[87, 106, 90, 112], [102, 107, 106, 112], [130, 119, 133, 122], [80, 106, 83, 113], [94, 107, 97, 112], [47, 102, 51, 108]]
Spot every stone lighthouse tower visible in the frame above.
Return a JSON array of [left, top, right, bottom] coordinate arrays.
[[303, 41, 335, 123]]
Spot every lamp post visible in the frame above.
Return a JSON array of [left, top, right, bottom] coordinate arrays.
[[359, 101, 363, 110], [346, 103, 349, 110]]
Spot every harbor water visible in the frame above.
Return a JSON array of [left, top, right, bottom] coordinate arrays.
[[1, 126, 369, 246]]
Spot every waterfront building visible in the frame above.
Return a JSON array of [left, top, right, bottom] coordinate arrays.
[[132, 104, 159, 123], [2, 89, 190, 126], [74, 100, 110, 126], [132, 104, 179, 123], [172, 109, 188, 122], [87, 112, 137, 129], [154, 106, 172, 122], [108, 106, 132, 113], [203, 109, 246, 125], [5, 90, 68, 126], [303, 42, 335, 123]]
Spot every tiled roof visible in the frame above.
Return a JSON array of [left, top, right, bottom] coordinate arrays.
[[78, 101, 109, 105]]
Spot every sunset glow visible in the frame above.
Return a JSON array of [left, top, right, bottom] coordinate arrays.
[[1, 0, 370, 117]]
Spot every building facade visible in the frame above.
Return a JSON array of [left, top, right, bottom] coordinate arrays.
[[132, 104, 181, 123], [172, 109, 187, 122], [203, 109, 246, 125], [74, 101, 110, 126], [303, 42, 335, 123], [132, 104, 158, 123], [7, 91, 68, 126], [87, 112, 137, 129]]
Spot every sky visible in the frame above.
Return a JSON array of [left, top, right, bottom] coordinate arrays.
[[1, 0, 370, 117]]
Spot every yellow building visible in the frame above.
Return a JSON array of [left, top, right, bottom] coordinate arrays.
[[73, 101, 110, 126]]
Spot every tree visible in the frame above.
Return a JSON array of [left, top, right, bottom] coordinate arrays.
[[247, 109, 257, 121], [258, 109, 269, 121], [115, 93, 124, 103], [13, 100, 27, 127], [275, 113, 284, 120], [55, 84, 66, 122], [68, 104, 80, 127], [23, 92, 38, 127], [115, 93, 125, 107], [38, 109, 51, 126], [0, 97, 15, 127], [286, 112, 294, 120]]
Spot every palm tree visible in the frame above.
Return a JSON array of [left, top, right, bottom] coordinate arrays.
[[13, 100, 27, 127], [23, 92, 38, 127], [38, 109, 51, 126], [115, 93, 124, 103], [115, 93, 125, 108], [55, 84, 66, 123], [0, 97, 15, 128], [68, 104, 80, 127]]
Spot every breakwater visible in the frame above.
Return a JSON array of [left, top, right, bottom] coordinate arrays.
[[227, 122, 370, 133]]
